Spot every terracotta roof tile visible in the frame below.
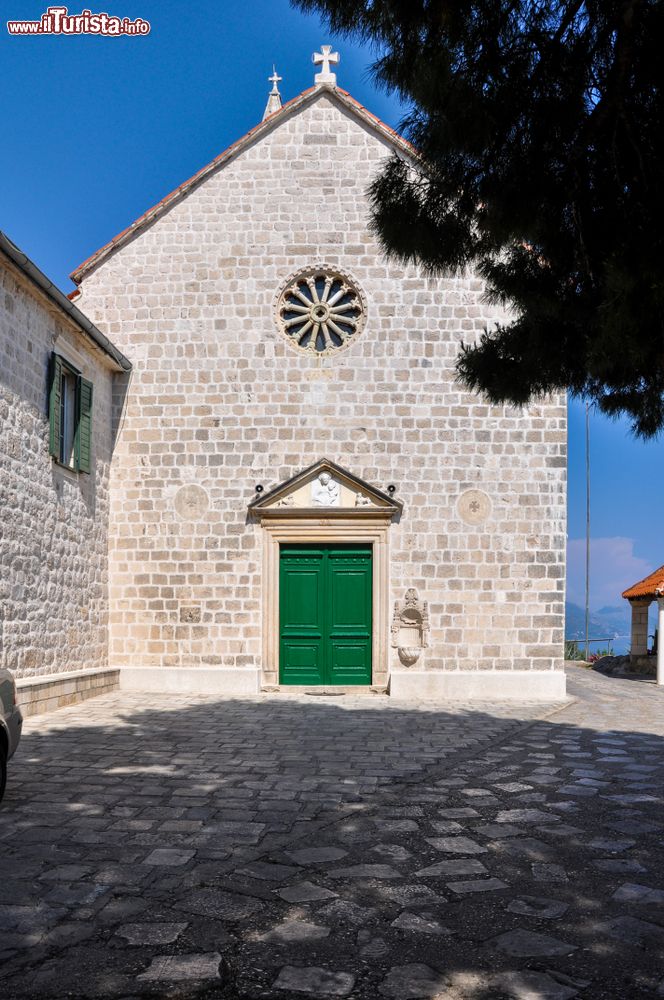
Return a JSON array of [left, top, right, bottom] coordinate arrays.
[[622, 565, 664, 600]]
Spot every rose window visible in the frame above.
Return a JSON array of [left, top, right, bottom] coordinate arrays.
[[277, 268, 365, 355]]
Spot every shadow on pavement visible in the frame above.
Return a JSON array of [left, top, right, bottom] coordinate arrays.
[[0, 672, 662, 998]]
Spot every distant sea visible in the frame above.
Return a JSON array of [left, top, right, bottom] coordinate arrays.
[[565, 601, 645, 656]]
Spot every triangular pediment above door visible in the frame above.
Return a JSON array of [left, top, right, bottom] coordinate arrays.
[[248, 459, 402, 519]]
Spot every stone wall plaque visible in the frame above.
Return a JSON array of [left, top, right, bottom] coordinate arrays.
[[457, 489, 491, 526]]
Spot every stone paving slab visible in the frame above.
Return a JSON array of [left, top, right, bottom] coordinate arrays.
[[137, 951, 222, 982], [1, 668, 664, 997]]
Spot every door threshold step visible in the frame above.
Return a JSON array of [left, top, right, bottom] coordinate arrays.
[[261, 685, 388, 697], [306, 690, 345, 696]]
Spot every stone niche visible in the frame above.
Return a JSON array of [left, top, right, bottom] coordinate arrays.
[[391, 588, 430, 666]]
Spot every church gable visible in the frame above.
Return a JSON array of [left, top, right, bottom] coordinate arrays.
[[70, 85, 416, 286]]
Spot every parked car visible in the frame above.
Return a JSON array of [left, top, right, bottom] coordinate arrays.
[[0, 669, 22, 805]]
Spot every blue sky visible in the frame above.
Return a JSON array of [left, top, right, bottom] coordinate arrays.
[[567, 401, 661, 613], [2, 0, 662, 619]]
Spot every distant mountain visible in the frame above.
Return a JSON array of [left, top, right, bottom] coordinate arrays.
[[565, 602, 609, 640], [596, 605, 633, 635], [565, 601, 632, 654]]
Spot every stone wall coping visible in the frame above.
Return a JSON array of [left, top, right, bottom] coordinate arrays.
[[15, 666, 120, 690]]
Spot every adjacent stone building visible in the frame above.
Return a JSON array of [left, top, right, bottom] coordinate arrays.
[[0, 232, 131, 713], [1, 54, 567, 705]]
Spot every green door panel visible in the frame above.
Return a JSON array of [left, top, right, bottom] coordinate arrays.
[[282, 569, 322, 629], [280, 545, 372, 685], [329, 565, 371, 629], [329, 638, 372, 684], [280, 638, 325, 685], [279, 549, 326, 686]]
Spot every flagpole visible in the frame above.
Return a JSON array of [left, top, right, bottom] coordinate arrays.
[[585, 402, 590, 660]]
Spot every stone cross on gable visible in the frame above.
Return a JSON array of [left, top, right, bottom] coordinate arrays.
[[268, 67, 282, 94], [313, 44, 340, 85], [262, 65, 283, 121]]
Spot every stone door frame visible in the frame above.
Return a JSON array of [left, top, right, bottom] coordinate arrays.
[[259, 517, 391, 690]]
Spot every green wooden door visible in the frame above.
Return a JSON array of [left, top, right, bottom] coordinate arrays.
[[279, 545, 372, 685]]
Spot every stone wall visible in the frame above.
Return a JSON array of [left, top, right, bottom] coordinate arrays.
[[16, 667, 121, 717], [0, 258, 115, 679], [74, 89, 567, 689]]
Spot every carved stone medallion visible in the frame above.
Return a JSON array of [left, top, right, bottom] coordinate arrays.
[[174, 484, 209, 521], [457, 489, 492, 526]]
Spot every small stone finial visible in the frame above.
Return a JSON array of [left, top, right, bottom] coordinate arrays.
[[313, 44, 340, 86], [262, 65, 282, 121]]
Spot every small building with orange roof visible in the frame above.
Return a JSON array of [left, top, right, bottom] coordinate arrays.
[[622, 565, 664, 684]]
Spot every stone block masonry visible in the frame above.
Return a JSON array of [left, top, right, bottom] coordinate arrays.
[[0, 256, 116, 685], [16, 667, 120, 717], [73, 88, 567, 699]]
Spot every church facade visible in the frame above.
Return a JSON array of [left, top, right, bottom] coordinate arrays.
[[1, 54, 567, 708]]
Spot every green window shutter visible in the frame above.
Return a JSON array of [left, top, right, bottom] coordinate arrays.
[[48, 352, 63, 460], [75, 377, 93, 474]]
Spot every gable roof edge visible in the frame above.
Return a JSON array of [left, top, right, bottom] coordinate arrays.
[[0, 230, 131, 372], [70, 85, 417, 285], [622, 564, 664, 600]]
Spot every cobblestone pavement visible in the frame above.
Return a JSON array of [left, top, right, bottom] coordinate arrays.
[[1, 666, 664, 998]]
